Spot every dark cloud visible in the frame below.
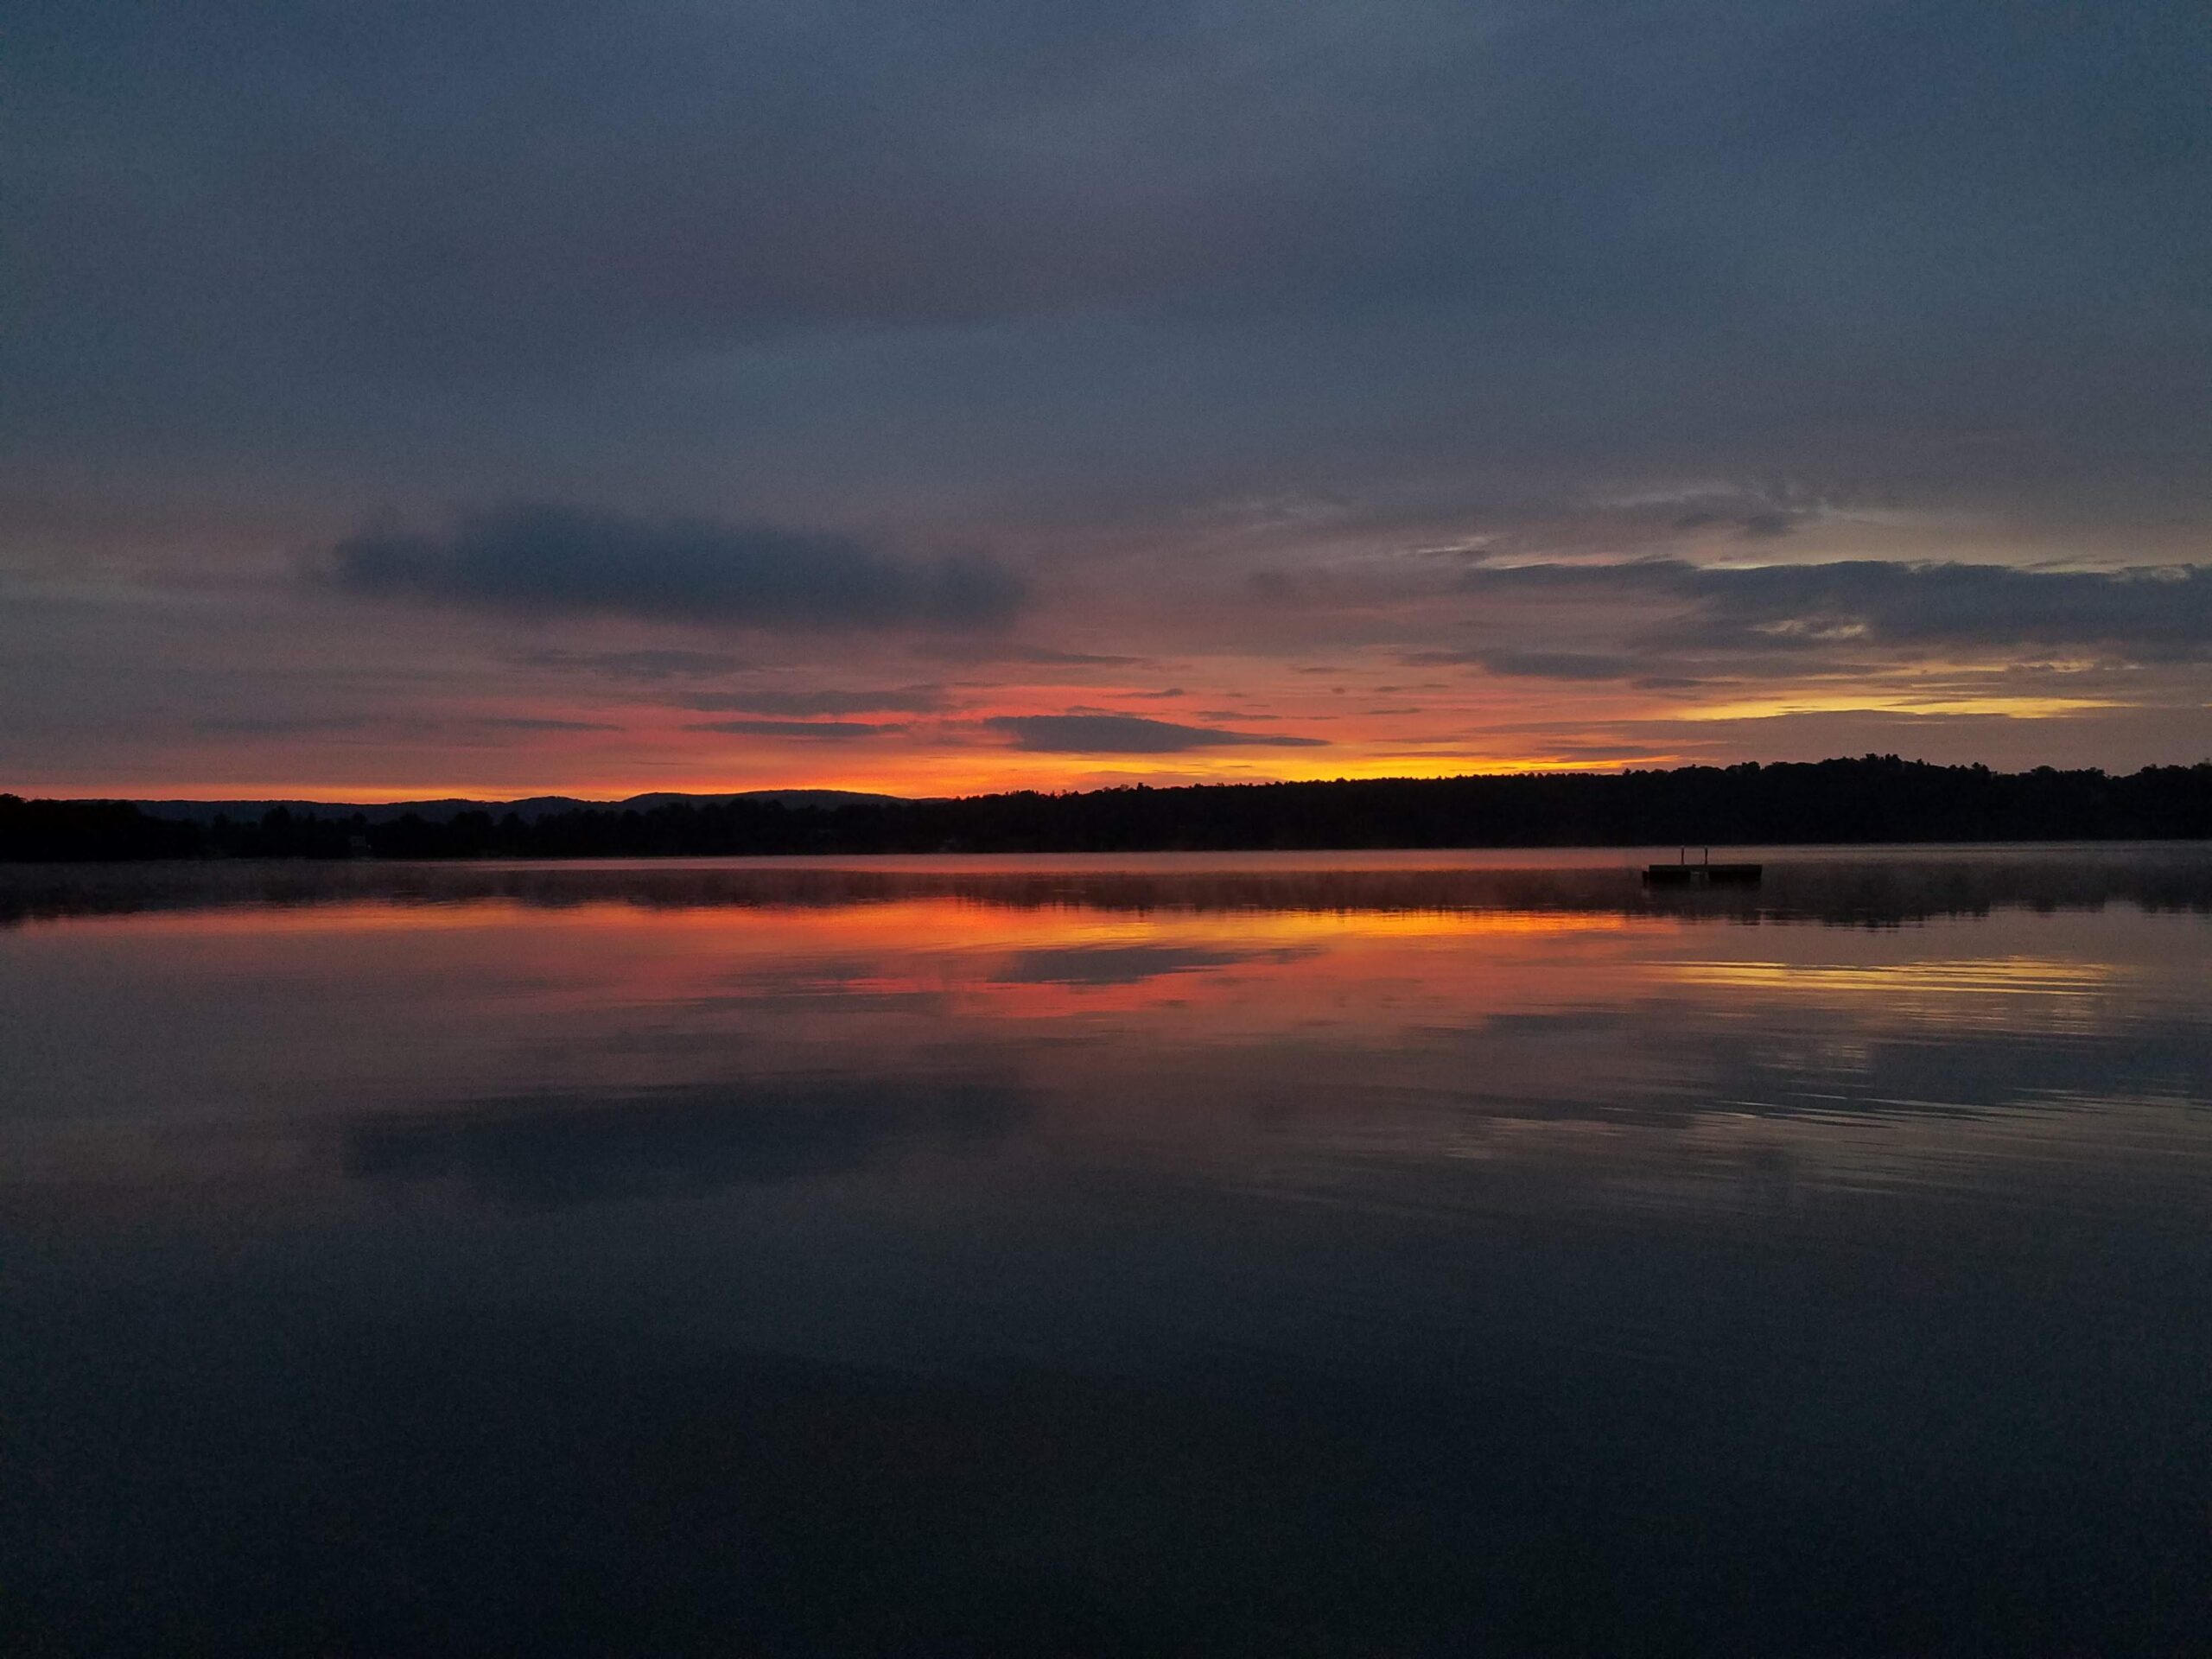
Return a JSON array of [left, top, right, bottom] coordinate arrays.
[[687, 719, 906, 741], [1669, 563, 2212, 658], [323, 504, 1025, 631], [1407, 648, 1639, 682], [1459, 560, 2212, 662], [1736, 512, 1802, 542], [683, 686, 951, 716], [1671, 500, 1818, 541], [986, 714, 1326, 753]]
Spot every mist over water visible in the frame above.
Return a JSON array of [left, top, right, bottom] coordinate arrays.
[[4, 849, 2209, 1653]]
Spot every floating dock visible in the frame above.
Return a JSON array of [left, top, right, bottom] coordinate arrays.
[[1643, 849, 1762, 887]]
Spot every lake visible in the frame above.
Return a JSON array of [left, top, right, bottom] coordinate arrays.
[[3, 847, 2209, 1655]]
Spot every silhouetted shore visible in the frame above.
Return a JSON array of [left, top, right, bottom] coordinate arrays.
[[5, 755, 2210, 863]]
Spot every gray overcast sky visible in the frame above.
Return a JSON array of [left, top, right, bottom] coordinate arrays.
[[4, 1, 2208, 795]]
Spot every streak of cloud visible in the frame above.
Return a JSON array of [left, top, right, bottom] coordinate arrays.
[[325, 505, 1025, 632], [986, 715, 1326, 753]]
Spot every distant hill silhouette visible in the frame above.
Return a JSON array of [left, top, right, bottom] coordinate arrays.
[[3, 758, 2209, 862], [130, 789, 905, 826]]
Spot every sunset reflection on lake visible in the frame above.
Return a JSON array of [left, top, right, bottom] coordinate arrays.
[[4, 848, 2209, 1654]]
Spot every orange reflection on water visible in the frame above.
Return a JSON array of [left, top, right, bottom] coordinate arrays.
[[7, 860, 2208, 1241], [35, 890, 1660, 1036]]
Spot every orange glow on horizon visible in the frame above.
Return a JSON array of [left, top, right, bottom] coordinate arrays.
[[29, 748, 1681, 804]]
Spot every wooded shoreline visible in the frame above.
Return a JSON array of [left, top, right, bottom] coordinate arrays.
[[6, 755, 2210, 862], [4, 752, 2212, 858]]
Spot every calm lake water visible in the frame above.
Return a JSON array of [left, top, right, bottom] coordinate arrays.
[[4, 847, 2209, 1655]]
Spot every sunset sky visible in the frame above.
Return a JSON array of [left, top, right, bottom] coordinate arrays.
[[6, 2, 2208, 800]]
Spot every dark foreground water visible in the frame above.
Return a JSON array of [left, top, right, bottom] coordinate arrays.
[[3, 847, 2209, 1656]]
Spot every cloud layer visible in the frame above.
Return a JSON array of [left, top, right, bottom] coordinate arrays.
[[327, 505, 1024, 631], [986, 715, 1326, 753], [10, 2, 2206, 529], [1450, 560, 2212, 676], [3, 3, 2207, 790]]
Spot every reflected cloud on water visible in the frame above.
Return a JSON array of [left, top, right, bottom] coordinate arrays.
[[346, 1076, 1035, 1209], [2, 852, 2208, 1223], [3, 850, 2211, 1651]]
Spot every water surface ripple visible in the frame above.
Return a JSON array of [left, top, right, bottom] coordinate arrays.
[[3, 848, 2208, 1654]]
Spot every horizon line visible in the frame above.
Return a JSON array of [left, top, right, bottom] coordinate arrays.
[[11, 753, 2212, 810]]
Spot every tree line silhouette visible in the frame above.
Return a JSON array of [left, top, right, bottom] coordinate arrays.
[[5, 756, 2210, 862]]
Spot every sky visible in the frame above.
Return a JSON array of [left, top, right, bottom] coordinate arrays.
[[4, 0, 2209, 799]]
